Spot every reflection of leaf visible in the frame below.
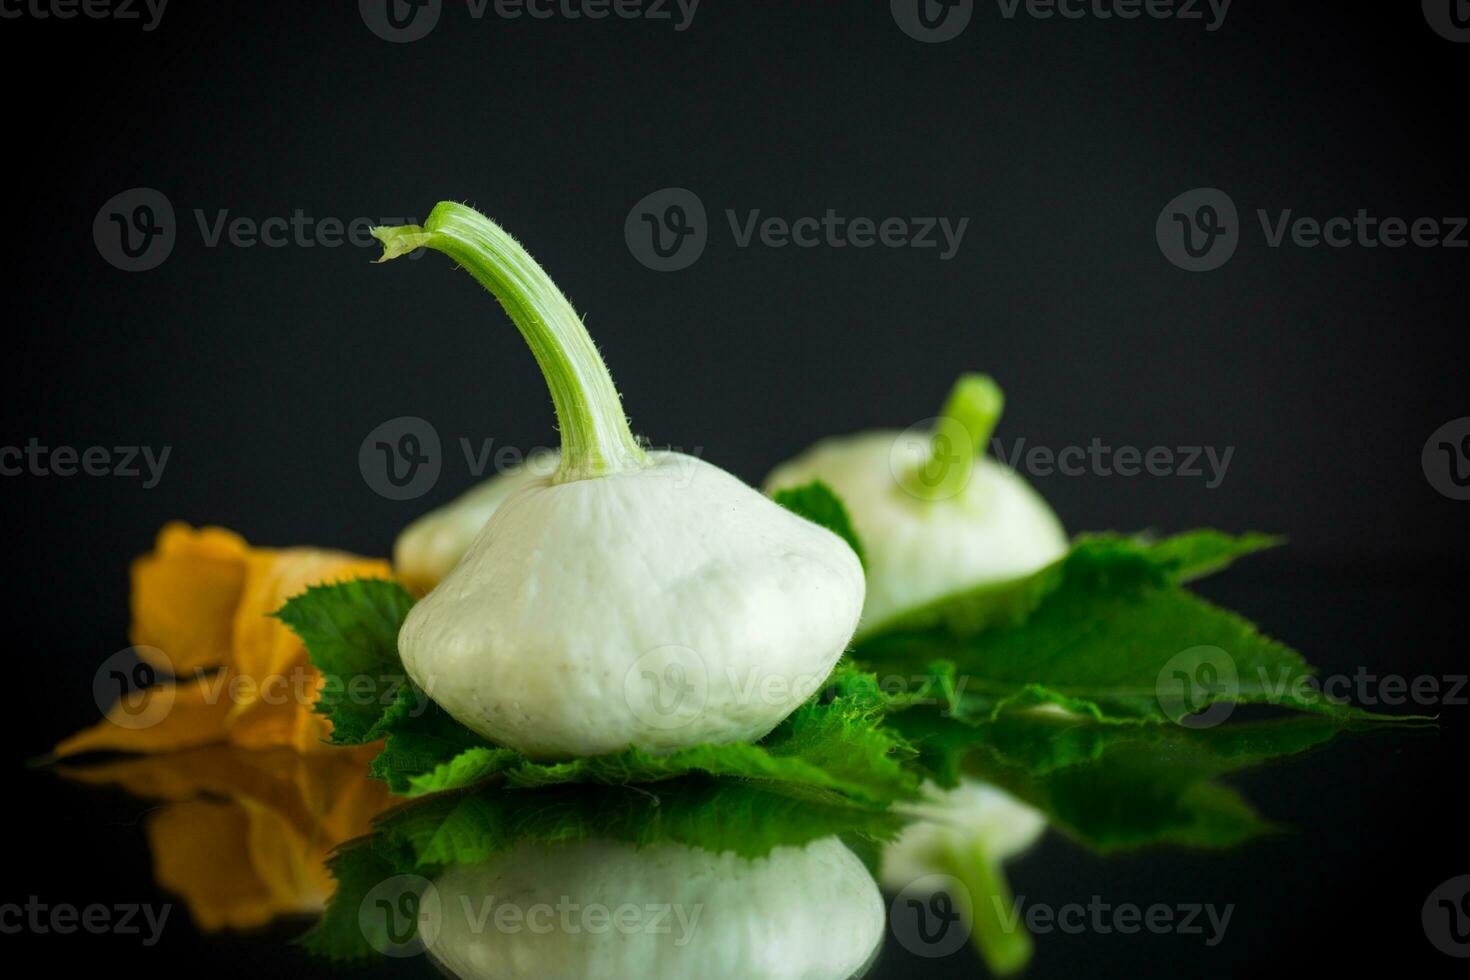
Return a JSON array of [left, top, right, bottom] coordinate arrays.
[[402, 780, 899, 865], [298, 841, 400, 963], [858, 535, 1403, 724], [890, 711, 1359, 850], [302, 777, 900, 962]]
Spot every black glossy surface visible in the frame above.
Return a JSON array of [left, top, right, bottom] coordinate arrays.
[[7, 568, 1465, 977]]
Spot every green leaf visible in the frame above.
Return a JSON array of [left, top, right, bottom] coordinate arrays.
[[274, 578, 510, 787], [773, 480, 866, 567], [862, 530, 1282, 638], [273, 579, 417, 744], [402, 745, 523, 796], [404, 671, 920, 805], [858, 534, 1403, 724], [1124, 529, 1284, 582], [369, 700, 501, 794]]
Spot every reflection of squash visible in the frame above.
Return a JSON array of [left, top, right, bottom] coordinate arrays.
[[425, 836, 884, 980]]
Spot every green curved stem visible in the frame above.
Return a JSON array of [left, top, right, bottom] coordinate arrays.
[[373, 202, 648, 484], [901, 373, 1005, 500], [939, 839, 1033, 977]]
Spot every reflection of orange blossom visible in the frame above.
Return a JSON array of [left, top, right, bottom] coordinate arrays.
[[58, 745, 392, 930]]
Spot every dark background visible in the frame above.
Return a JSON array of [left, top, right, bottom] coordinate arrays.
[[2, 2, 1466, 977]]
